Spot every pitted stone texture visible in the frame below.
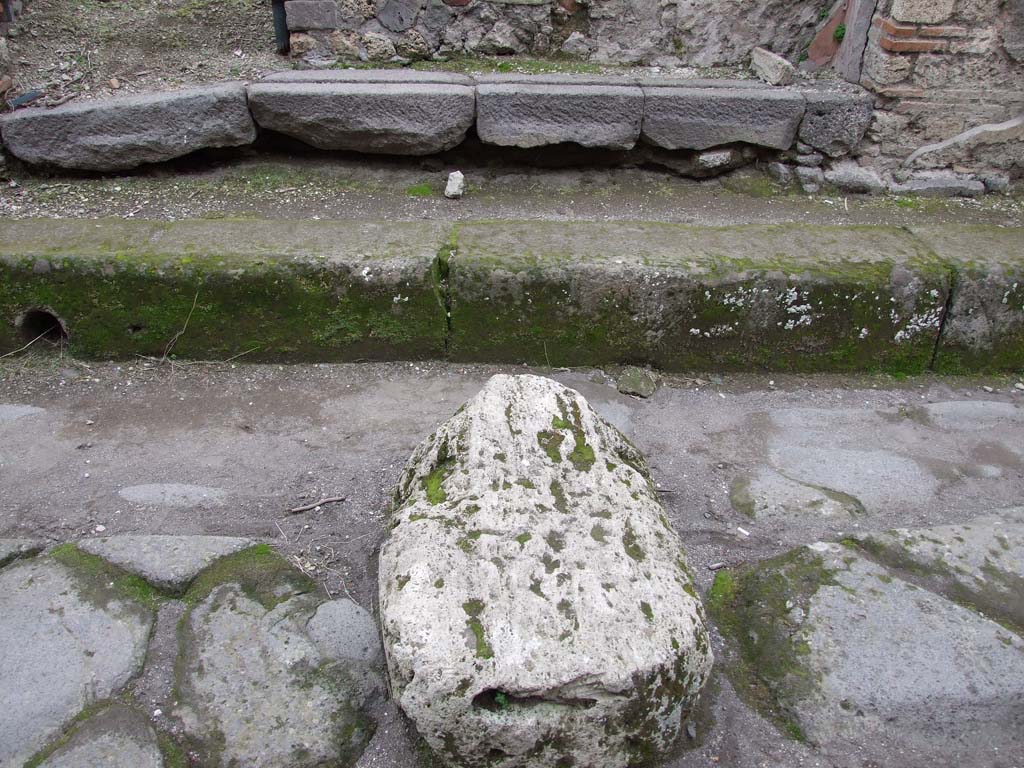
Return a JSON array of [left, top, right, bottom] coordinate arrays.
[[0, 537, 44, 568], [247, 82, 475, 154], [713, 542, 1024, 762], [379, 374, 712, 768], [175, 586, 379, 768], [641, 86, 805, 150], [476, 83, 643, 149], [37, 704, 163, 768], [0, 83, 256, 171], [798, 90, 875, 157], [77, 534, 255, 593], [824, 161, 886, 194], [0, 557, 153, 767]]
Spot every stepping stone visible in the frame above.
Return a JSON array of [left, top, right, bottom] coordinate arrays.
[[708, 540, 1024, 760], [174, 545, 380, 768], [0, 551, 154, 766], [77, 534, 255, 594], [247, 78, 475, 155], [0, 83, 256, 171], [476, 78, 644, 150], [641, 85, 805, 150], [379, 374, 712, 768], [0, 537, 45, 568], [36, 704, 162, 768], [307, 598, 384, 665]]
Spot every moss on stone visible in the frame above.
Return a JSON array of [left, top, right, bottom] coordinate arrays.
[[49, 543, 165, 612], [622, 522, 645, 562], [183, 543, 314, 610], [706, 548, 839, 742], [462, 599, 493, 659]]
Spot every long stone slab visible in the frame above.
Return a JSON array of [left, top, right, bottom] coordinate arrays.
[[0, 83, 256, 171], [448, 221, 950, 374], [261, 69, 476, 86], [641, 86, 806, 150], [379, 374, 712, 768], [476, 82, 644, 149], [910, 225, 1024, 372], [247, 81, 475, 154], [0, 218, 448, 361]]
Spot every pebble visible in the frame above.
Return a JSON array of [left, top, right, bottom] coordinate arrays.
[[1015, 383, 1024, 391]]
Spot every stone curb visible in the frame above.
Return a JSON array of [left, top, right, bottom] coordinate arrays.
[[0, 71, 872, 169], [1, 219, 1020, 372]]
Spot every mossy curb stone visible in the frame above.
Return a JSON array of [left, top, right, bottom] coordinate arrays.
[[379, 374, 712, 768], [708, 541, 1024, 761], [0, 550, 154, 767], [0, 218, 448, 361], [0, 537, 44, 568], [449, 221, 950, 373], [174, 545, 381, 768]]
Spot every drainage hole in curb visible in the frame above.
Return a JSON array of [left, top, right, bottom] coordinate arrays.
[[18, 308, 69, 344]]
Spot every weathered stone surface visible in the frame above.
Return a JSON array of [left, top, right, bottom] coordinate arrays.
[[641, 86, 805, 150], [261, 68, 474, 85], [307, 598, 384, 665], [729, 468, 865, 522], [247, 81, 475, 154], [891, 0, 955, 24], [903, 115, 1024, 170], [37, 704, 163, 768], [378, 0, 422, 31], [448, 222, 950, 373], [476, 83, 643, 149], [0, 552, 153, 767], [911, 225, 1024, 372], [851, 508, 1024, 631], [709, 540, 1024, 760], [175, 546, 380, 768], [77, 534, 255, 593], [0, 83, 256, 171], [891, 171, 987, 197], [616, 366, 658, 398], [795, 165, 824, 193], [285, 0, 340, 29], [835, 0, 878, 82], [798, 89, 875, 157], [824, 160, 886, 194], [751, 47, 795, 86], [379, 374, 712, 768], [0, 537, 44, 568]]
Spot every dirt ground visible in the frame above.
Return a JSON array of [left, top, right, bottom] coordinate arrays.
[[3, 354, 1023, 767], [2, 0, 280, 105]]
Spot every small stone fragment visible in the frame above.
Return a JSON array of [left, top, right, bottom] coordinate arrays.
[[444, 170, 465, 199], [767, 161, 793, 185], [616, 366, 658, 398], [751, 46, 795, 86], [824, 160, 886, 194]]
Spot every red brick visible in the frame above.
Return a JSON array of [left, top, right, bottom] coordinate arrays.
[[918, 25, 968, 37], [874, 17, 918, 37], [879, 35, 949, 52]]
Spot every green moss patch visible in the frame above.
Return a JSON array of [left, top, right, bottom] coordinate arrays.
[[707, 548, 839, 742], [50, 543, 165, 612], [462, 599, 494, 659], [183, 543, 314, 610]]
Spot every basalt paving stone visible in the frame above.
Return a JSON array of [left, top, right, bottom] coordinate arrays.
[[0, 552, 154, 767]]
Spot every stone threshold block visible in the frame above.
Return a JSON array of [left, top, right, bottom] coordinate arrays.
[[447, 221, 951, 374], [247, 75, 476, 155], [0, 218, 449, 361], [641, 85, 806, 150], [0, 83, 256, 171], [476, 78, 644, 150]]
